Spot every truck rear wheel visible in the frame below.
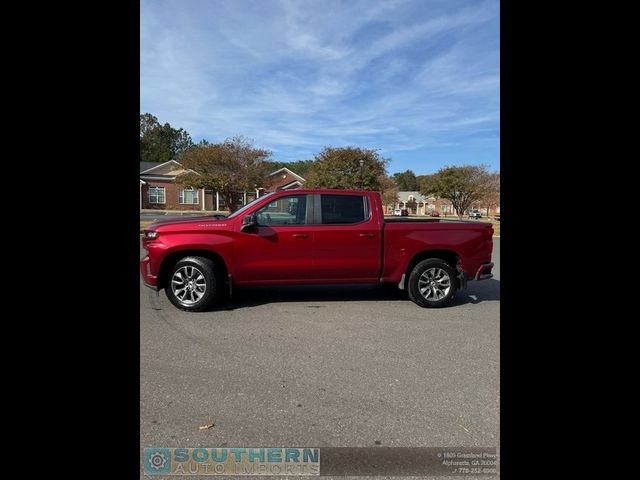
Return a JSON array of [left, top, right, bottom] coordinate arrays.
[[165, 256, 221, 312], [407, 258, 457, 308]]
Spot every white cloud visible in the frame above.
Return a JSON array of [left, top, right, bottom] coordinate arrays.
[[141, 0, 500, 169]]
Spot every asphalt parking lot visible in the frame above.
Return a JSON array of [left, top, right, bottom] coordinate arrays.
[[140, 239, 500, 477]]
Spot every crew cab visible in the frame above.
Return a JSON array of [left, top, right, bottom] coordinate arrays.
[[141, 189, 494, 311]]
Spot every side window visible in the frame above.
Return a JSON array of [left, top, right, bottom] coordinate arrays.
[[255, 195, 307, 226], [321, 195, 367, 224], [179, 187, 199, 204], [148, 187, 166, 204]]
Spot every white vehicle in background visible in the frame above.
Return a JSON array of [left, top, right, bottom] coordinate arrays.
[[468, 209, 482, 219]]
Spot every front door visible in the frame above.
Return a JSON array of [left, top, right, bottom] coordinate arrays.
[[204, 190, 214, 211], [232, 194, 314, 284]]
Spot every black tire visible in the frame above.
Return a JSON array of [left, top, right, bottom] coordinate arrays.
[[407, 258, 457, 308], [165, 256, 222, 312]]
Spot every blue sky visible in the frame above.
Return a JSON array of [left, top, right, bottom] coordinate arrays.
[[141, 0, 499, 175]]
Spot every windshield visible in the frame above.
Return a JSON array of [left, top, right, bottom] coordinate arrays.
[[227, 192, 276, 219]]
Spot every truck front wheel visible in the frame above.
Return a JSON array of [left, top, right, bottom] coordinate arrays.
[[408, 258, 457, 308], [165, 256, 221, 312]]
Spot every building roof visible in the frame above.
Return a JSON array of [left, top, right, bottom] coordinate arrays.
[[140, 161, 159, 173], [280, 180, 305, 190], [268, 167, 306, 182], [397, 191, 431, 202], [140, 159, 200, 179], [140, 159, 183, 174], [140, 161, 304, 188]]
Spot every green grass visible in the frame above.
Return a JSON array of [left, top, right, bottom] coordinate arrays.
[[140, 220, 155, 231]]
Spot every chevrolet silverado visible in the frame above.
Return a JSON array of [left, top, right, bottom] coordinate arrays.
[[140, 189, 494, 311]]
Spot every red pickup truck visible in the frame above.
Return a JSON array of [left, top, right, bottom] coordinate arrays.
[[141, 189, 494, 311]]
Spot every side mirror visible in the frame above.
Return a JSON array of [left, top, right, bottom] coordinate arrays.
[[241, 213, 258, 232]]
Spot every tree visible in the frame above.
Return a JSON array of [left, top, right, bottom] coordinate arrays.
[[420, 165, 499, 220], [177, 136, 271, 213], [140, 113, 159, 137], [306, 146, 388, 190], [393, 170, 419, 191], [415, 174, 429, 188], [140, 113, 195, 163], [378, 174, 399, 208], [480, 173, 500, 216]]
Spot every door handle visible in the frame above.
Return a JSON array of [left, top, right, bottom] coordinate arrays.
[[292, 234, 309, 239], [359, 233, 375, 238]]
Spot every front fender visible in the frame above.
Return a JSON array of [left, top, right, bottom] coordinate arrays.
[[146, 231, 236, 281]]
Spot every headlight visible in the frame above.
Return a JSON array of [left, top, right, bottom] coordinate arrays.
[[145, 231, 159, 240]]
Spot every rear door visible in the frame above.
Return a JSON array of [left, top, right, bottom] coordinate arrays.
[[310, 193, 382, 282]]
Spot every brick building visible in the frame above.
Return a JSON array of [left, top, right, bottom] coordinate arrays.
[[140, 160, 207, 210], [140, 161, 307, 211], [264, 167, 306, 191]]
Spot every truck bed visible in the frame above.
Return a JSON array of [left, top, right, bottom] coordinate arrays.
[[380, 219, 494, 284]]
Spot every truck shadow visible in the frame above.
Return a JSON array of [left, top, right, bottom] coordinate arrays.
[[451, 278, 501, 306], [220, 279, 500, 310]]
